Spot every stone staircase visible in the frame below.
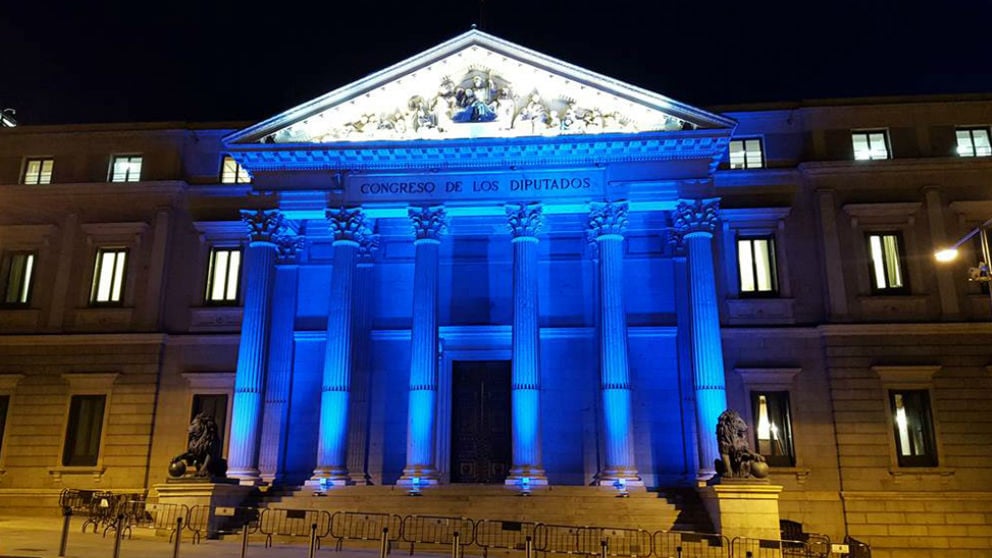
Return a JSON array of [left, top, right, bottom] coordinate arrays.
[[258, 484, 699, 533]]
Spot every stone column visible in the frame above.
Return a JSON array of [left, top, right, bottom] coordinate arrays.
[[347, 234, 379, 485], [588, 201, 640, 484], [401, 206, 447, 484], [228, 209, 284, 484], [312, 207, 367, 486], [258, 234, 303, 485], [674, 198, 729, 480], [505, 203, 547, 484]]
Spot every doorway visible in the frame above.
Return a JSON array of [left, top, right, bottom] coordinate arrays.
[[449, 360, 511, 483]]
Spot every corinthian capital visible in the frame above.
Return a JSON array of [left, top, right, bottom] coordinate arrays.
[[274, 234, 305, 263], [586, 201, 629, 242], [408, 206, 448, 241], [240, 209, 285, 243], [326, 207, 368, 243], [673, 198, 720, 237], [505, 202, 544, 239], [358, 233, 381, 263]]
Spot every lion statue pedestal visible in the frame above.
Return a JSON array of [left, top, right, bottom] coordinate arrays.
[[698, 409, 784, 543]]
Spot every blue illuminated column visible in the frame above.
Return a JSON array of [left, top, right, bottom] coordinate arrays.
[[346, 233, 379, 485], [312, 207, 368, 485], [674, 198, 728, 480], [587, 201, 640, 484], [228, 209, 284, 484], [401, 206, 448, 483], [505, 202, 547, 484], [258, 234, 303, 485]]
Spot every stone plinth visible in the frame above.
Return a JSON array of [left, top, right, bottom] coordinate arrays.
[[153, 481, 256, 539], [698, 480, 783, 542]]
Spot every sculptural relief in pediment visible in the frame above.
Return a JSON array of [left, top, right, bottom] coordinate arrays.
[[262, 54, 695, 144]]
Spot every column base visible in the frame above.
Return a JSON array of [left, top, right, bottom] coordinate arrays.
[[226, 468, 266, 486], [399, 465, 438, 485], [506, 466, 548, 486]]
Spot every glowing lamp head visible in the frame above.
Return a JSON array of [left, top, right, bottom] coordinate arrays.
[[935, 248, 959, 263]]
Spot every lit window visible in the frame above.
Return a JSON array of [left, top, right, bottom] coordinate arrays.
[[90, 248, 128, 304], [2, 252, 36, 305], [205, 247, 241, 303], [191, 393, 228, 450], [109, 155, 142, 182], [751, 391, 795, 467], [852, 130, 890, 160], [61, 394, 106, 467], [867, 232, 906, 293], [220, 156, 251, 184], [889, 390, 937, 467], [0, 395, 9, 456], [729, 138, 765, 169], [737, 236, 778, 296], [22, 158, 54, 184], [956, 127, 991, 157]]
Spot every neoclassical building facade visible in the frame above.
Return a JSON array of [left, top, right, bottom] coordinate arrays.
[[0, 30, 991, 557]]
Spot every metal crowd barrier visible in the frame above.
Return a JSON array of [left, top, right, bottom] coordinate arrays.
[[401, 515, 476, 556], [593, 527, 653, 558], [146, 502, 189, 543], [59, 489, 147, 538], [653, 531, 729, 558], [330, 511, 403, 552], [474, 519, 541, 557], [730, 536, 829, 558], [258, 508, 332, 548]]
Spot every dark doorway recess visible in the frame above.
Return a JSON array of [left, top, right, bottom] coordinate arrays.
[[450, 360, 511, 484]]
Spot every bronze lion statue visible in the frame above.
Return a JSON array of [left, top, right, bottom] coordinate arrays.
[[714, 409, 766, 479], [169, 412, 227, 478]]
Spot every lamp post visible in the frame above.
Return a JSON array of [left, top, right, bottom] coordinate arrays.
[[935, 216, 992, 314]]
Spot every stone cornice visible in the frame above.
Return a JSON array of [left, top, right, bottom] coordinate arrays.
[[800, 156, 992, 177], [0, 333, 168, 346]]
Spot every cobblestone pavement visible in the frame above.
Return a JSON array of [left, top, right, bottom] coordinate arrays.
[[0, 515, 441, 558]]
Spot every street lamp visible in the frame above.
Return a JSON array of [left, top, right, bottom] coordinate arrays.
[[934, 216, 992, 312]]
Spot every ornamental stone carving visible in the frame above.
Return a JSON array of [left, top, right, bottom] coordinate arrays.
[[240, 209, 285, 243], [408, 206, 448, 241], [275, 234, 305, 263], [673, 198, 720, 237], [326, 207, 368, 243], [358, 233, 381, 262], [586, 201, 629, 242], [506, 203, 544, 238]]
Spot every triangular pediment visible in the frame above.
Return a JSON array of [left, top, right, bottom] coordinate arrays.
[[226, 30, 734, 145]]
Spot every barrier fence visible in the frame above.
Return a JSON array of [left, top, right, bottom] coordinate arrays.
[[55, 489, 871, 558]]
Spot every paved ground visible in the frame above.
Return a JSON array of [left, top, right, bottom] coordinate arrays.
[[0, 515, 445, 558]]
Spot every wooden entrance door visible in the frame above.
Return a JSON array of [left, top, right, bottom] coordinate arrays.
[[449, 361, 511, 483]]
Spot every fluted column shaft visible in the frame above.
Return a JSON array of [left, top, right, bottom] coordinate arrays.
[[675, 198, 728, 479], [228, 209, 283, 484], [258, 236, 303, 484], [313, 208, 367, 485], [402, 207, 447, 482], [506, 203, 545, 483], [588, 202, 639, 483]]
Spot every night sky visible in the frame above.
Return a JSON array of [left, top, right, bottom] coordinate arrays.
[[3, 0, 992, 126]]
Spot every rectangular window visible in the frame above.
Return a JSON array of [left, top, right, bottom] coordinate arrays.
[[737, 236, 778, 296], [90, 248, 128, 304], [0, 395, 9, 455], [867, 232, 907, 293], [729, 138, 765, 169], [205, 247, 241, 303], [61, 394, 106, 467], [889, 390, 937, 467], [22, 158, 54, 184], [220, 155, 251, 184], [109, 155, 142, 183], [2, 252, 35, 305], [852, 130, 890, 160], [191, 394, 228, 451], [751, 391, 795, 467], [956, 127, 992, 157]]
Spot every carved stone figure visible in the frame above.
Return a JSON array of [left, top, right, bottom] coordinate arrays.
[[714, 409, 767, 479], [169, 412, 228, 479]]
